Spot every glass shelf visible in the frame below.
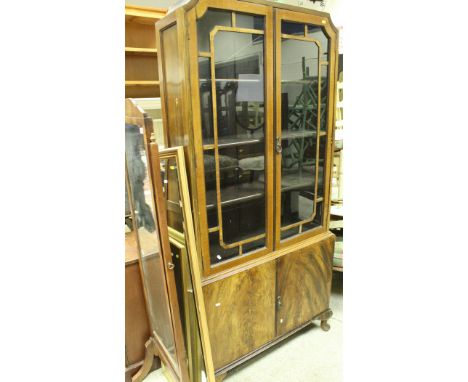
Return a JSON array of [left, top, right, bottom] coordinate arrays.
[[200, 78, 262, 83], [203, 133, 264, 149], [281, 170, 314, 192], [205, 180, 265, 209], [280, 130, 327, 140]]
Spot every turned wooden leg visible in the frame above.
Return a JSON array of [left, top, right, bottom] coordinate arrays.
[[215, 372, 227, 382], [320, 320, 331, 331], [315, 308, 333, 332], [132, 337, 157, 382]]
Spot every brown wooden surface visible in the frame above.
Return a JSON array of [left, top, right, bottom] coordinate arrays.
[[276, 234, 334, 336], [273, 8, 337, 250], [125, 261, 151, 365], [154, 0, 339, 375], [159, 24, 184, 147], [126, 230, 139, 264], [202, 261, 276, 370], [126, 22, 157, 49], [125, 5, 166, 98], [125, 55, 159, 82], [144, 140, 190, 382], [126, 108, 189, 380]]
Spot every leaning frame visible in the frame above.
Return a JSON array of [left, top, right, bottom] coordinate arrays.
[[155, 146, 217, 382]]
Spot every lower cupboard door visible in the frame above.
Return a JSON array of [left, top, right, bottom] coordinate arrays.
[[202, 262, 276, 370], [276, 235, 334, 336]]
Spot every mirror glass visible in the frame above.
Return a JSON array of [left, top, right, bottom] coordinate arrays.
[[125, 125, 178, 362]]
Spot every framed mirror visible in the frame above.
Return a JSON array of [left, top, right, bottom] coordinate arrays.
[[125, 122, 189, 382], [153, 145, 217, 382]]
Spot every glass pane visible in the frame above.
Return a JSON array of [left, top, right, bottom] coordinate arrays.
[[125, 183, 132, 231], [280, 36, 321, 238], [199, 57, 214, 145], [282, 21, 305, 36], [236, 13, 264, 30], [320, 64, 329, 132], [318, 135, 327, 198], [209, 231, 239, 264], [207, 30, 266, 258], [214, 31, 265, 143], [197, 9, 231, 52], [125, 124, 177, 362], [203, 149, 218, 228], [307, 25, 329, 61], [303, 201, 323, 231], [161, 157, 184, 232]]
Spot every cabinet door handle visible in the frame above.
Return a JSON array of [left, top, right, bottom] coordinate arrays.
[[167, 262, 175, 270], [275, 137, 282, 154], [277, 295, 282, 308]]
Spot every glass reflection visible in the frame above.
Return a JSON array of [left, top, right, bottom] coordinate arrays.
[[201, 29, 267, 263], [307, 25, 329, 61], [125, 124, 177, 362], [280, 36, 321, 239], [197, 9, 231, 52]]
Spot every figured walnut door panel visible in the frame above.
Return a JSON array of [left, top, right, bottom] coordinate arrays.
[[276, 235, 334, 336], [203, 262, 276, 370]]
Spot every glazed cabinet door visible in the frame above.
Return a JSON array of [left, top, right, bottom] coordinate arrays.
[[192, 3, 274, 275], [274, 10, 337, 248], [276, 235, 334, 336]]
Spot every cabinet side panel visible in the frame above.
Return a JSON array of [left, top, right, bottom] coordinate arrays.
[[160, 23, 184, 147], [125, 262, 150, 365], [276, 234, 334, 336], [202, 262, 276, 370]]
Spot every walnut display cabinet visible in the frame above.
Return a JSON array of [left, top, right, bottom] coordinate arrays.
[[154, 0, 338, 379]]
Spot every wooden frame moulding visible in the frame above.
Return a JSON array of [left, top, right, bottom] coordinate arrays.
[[275, 32, 323, 234], [143, 137, 190, 382], [155, 12, 178, 155], [157, 0, 337, 277], [208, 25, 266, 252], [125, 119, 190, 381], [187, 1, 274, 277], [274, 8, 338, 250], [167, 232, 202, 382], [157, 146, 217, 382], [125, 165, 180, 382]]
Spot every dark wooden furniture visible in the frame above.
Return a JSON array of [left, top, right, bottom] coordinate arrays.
[[148, 0, 339, 380]]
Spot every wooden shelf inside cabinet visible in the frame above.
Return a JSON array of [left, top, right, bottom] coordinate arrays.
[[126, 81, 160, 86], [125, 5, 166, 23], [125, 47, 158, 55], [125, 5, 166, 99]]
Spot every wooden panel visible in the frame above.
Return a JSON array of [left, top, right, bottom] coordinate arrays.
[[125, 55, 158, 81], [126, 85, 160, 98], [159, 23, 185, 147], [125, 261, 150, 365], [125, 230, 139, 264], [203, 261, 276, 370], [276, 234, 334, 336], [125, 22, 157, 49]]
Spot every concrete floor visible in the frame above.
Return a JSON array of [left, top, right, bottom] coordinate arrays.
[[144, 272, 343, 382]]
